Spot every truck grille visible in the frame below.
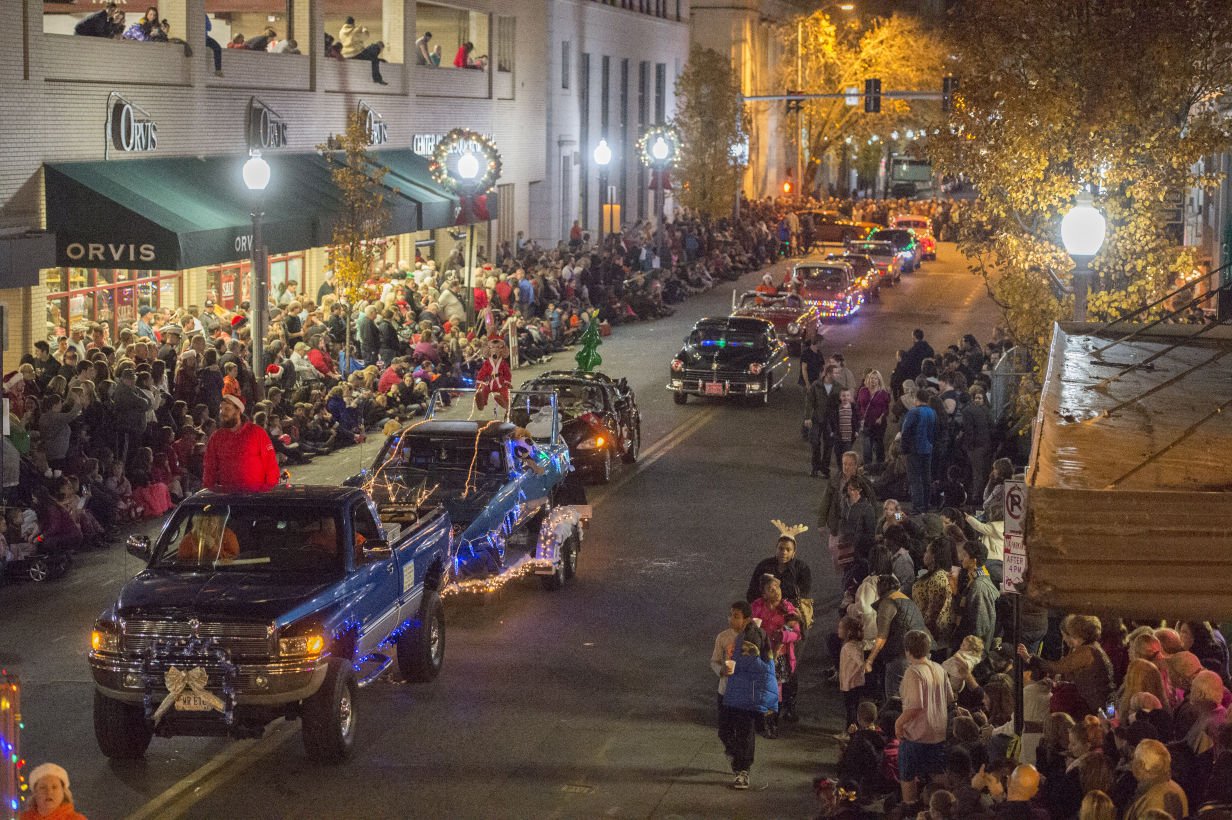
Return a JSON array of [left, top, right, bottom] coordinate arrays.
[[123, 619, 272, 658]]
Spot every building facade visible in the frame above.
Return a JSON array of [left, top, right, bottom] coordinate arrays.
[[0, 0, 689, 370]]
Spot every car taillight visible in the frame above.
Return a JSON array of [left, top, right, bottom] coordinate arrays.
[[671, 359, 684, 372], [749, 362, 764, 375]]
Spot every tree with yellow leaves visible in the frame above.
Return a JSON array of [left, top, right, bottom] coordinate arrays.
[[931, 0, 1232, 413], [318, 111, 391, 358], [674, 45, 750, 217], [782, 12, 945, 193]]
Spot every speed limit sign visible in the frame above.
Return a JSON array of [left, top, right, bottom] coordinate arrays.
[[1004, 479, 1026, 536]]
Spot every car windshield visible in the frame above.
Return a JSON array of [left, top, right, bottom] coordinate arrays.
[[874, 229, 913, 245], [152, 504, 345, 573], [691, 328, 765, 349], [828, 255, 873, 274], [851, 243, 894, 257], [738, 294, 802, 310], [536, 382, 605, 414], [895, 219, 928, 230]]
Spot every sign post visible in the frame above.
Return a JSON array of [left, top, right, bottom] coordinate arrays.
[[1001, 478, 1028, 743]]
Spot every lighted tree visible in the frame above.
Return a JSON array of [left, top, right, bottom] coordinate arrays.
[[782, 12, 946, 192], [931, 0, 1232, 410], [574, 318, 603, 372], [319, 111, 392, 355], [673, 45, 750, 217]]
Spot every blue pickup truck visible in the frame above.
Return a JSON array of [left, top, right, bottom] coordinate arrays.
[[88, 485, 451, 763], [353, 389, 589, 593]]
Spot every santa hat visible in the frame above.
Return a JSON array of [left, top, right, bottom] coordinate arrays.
[[221, 394, 245, 414], [265, 364, 283, 378], [231, 315, 247, 329], [28, 764, 72, 803]]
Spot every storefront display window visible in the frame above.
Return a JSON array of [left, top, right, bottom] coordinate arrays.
[[206, 253, 305, 310], [43, 267, 181, 341]]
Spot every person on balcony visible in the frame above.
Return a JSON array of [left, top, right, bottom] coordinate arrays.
[[244, 26, 276, 52], [455, 41, 482, 70], [339, 17, 387, 84], [75, 3, 123, 38], [414, 31, 433, 66], [121, 7, 161, 41]]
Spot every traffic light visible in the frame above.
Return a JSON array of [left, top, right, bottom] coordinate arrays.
[[942, 76, 959, 113], [864, 78, 881, 113]]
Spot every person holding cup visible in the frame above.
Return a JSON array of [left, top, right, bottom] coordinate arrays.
[[712, 600, 776, 791]]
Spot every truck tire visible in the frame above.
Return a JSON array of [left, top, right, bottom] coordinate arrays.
[[301, 661, 357, 763], [540, 534, 579, 591], [396, 592, 445, 683], [94, 690, 152, 760], [673, 391, 687, 405]]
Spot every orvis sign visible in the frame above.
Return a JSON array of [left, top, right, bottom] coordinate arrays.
[[248, 97, 289, 150], [65, 241, 156, 264], [107, 94, 158, 155], [359, 102, 388, 146]]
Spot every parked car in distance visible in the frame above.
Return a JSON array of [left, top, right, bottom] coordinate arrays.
[[669, 317, 791, 406], [730, 290, 824, 356], [870, 228, 922, 272], [889, 215, 937, 260]]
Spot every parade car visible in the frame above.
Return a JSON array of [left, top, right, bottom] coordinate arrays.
[[890, 215, 938, 260], [353, 389, 588, 592], [795, 209, 876, 247], [730, 290, 824, 355], [846, 239, 903, 284], [518, 370, 641, 484], [824, 252, 881, 300], [90, 486, 452, 763], [787, 260, 867, 320], [870, 227, 923, 271], [669, 316, 791, 406]]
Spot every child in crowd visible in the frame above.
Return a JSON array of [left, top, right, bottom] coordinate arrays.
[[128, 446, 172, 518], [839, 615, 868, 729], [836, 388, 860, 457], [222, 362, 242, 399], [104, 459, 138, 519], [838, 700, 886, 795]]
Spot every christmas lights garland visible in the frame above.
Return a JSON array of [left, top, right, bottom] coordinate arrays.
[[637, 124, 681, 167], [428, 128, 502, 195]]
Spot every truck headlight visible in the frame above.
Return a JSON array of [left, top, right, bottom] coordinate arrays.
[[279, 634, 325, 658], [748, 362, 764, 375], [91, 624, 121, 654], [787, 322, 801, 335]]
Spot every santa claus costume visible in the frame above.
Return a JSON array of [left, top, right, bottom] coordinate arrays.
[[474, 337, 511, 412]]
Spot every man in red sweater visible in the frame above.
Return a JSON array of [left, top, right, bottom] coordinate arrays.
[[203, 395, 280, 492]]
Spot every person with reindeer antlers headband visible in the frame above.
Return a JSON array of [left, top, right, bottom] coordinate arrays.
[[746, 520, 814, 629], [473, 335, 512, 414]]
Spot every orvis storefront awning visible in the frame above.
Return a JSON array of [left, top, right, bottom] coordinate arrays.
[[368, 148, 498, 228], [44, 153, 426, 271]]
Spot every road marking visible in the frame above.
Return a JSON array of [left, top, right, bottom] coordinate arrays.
[[128, 721, 296, 820], [127, 408, 721, 818]]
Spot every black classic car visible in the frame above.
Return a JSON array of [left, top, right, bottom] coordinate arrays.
[[668, 317, 791, 406], [519, 371, 641, 484]]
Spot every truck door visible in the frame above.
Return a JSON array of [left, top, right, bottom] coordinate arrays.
[[351, 502, 400, 657]]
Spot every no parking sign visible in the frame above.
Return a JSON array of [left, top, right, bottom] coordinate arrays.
[[1001, 479, 1027, 594]]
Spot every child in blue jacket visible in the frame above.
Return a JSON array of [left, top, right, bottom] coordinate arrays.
[[717, 602, 779, 790]]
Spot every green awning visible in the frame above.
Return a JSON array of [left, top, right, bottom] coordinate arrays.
[[368, 149, 499, 229], [45, 153, 421, 270]]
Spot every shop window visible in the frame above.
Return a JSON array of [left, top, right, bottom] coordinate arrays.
[[43, 267, 181, 342], [205, 253, 305, 310], [416, 2, 490, 70]]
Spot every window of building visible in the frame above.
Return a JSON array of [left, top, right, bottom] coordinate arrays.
[[495, 16, 514, 73], [415, 3, 489, 70], [601, 56, 611, 134], [561, 41, 571, 89], [655, 63, 666, 124], [204, 253, 305, 311], [620, 58, 630, 218], [580, 52, 591, 229], [638, 61, 649, 221], [43, 267, 182, 340], [496, 183, 516, 247]]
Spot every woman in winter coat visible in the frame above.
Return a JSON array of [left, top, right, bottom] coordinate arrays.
[[751, 575, 802, 730], [856, 369, 892, 467]]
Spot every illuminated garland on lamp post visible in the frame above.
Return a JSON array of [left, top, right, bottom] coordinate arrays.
[[0, 671, 25, 819], [637, 125, 680, 267], [429, 129, 502, 316]]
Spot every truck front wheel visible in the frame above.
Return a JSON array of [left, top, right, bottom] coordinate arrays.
[[301, 661, 357, 763], [94, 690, 152, 759], [397, 592, 445, 683]]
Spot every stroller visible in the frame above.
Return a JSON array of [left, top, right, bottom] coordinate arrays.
[[1, 506, 72, 583]]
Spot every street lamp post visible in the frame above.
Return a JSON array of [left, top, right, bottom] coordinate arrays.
[[242, 150, 271, 389], [456, 151, 481, 315], [593, 139, 612, 253], [650, 136, 670, 265], [1061, 194, 1107, 322]]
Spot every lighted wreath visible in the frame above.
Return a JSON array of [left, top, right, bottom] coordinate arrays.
[[428, 128, 502, 194], [637, 125, 680, 167]]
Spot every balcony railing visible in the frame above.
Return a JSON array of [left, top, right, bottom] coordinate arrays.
[[207, 50, 310, 92], [322, 58, 407, 95], [43, 34, 189, 85], [413, 66, 488, 99]]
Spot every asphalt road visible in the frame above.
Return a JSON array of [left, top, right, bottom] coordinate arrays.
[[0, 243, 998, 819]]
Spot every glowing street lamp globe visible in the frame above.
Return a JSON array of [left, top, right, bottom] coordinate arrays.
[[242, 152, 271, 191], [1061, 198, 1106, 257], [651, 136, 669, 161], [457, 151, 481, 180], [593, 139, 612, 167]]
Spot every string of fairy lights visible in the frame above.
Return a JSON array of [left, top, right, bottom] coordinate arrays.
[[0, 671, 25, 819]]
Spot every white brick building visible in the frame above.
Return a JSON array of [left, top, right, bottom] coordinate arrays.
[[0, 0, 689, 369]]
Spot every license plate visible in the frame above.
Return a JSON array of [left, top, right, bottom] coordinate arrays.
[[704, 382, 725, 396], [174, 693, 213, 712]]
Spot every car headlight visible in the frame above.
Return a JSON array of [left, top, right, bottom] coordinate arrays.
[[91, 623, 121, 655], [787, 322, 801, 335], [670, 358, 685, 372], [577, 435, 607, 451], [748, 362, 764, 375], [279, 633, 326, 658]]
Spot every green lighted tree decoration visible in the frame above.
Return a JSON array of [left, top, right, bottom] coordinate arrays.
[[574, 318, 603, 372]]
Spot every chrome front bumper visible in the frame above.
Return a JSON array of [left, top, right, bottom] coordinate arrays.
[[90, 654, 329, 706]]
